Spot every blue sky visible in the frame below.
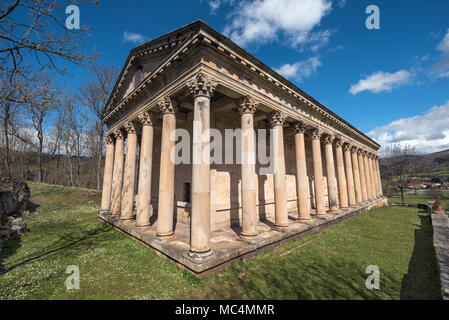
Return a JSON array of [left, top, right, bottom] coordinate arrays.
[[62, 0, 449, 153]]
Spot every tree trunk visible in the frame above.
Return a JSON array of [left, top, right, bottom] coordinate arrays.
[[37, 113, 44, 182], [96, 121, 104, 190], [400, 187, 404, 205], [3, 108, 10, 176]]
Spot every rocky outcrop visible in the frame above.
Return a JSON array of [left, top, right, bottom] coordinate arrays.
[[0, 178, 30, 250]]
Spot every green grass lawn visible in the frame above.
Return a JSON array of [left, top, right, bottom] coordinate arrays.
[[388, 192, 449, 209], [0, 182, 441, 300]]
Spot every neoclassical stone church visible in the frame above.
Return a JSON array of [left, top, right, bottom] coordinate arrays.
[[99, 21, 387, 276]]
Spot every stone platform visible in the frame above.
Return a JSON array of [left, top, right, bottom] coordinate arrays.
[[99, 197, 388, 277]]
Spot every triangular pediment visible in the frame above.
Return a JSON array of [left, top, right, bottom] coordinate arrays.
[[105, 21, 203, 115]]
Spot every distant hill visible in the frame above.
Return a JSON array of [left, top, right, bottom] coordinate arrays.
[[380, 149, 449, 181]]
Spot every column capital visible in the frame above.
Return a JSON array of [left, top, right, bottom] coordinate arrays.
[[310, 128, 322, 140], [186, 72, 217, 99], [113, 128, 126, 140], [124, 121, 139, 134], [292, 121, 306, 134], [268, 110, 286, 127], [334, 138, 345, 148], [106, 134, 115, 145], [356, 148, 364, 156], [158, 96, 175, 114], [139, 110, 156, 126], [350, 146, 359, 154], [238, 96, 258, 114], [343, 143, 352, 152], [323, 134, 335, 145], [362, 150, 369, 157]]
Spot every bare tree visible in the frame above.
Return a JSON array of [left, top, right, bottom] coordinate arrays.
[[0, 0, 97, 83], [26, 73, 61, 182], [381, 144, 422, 205], [0, 72, 27, 176], [78, 64, 118, 190]]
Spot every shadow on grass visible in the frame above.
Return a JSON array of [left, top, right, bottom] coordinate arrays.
[[0, 224, 111, 276], [0, 237, 22, 277], [400, 212, 441, 300], [186, 256, 400, 300]]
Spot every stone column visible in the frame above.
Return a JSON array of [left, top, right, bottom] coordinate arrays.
[[376, 157, 383, 197], [110, 129, 125, 217], [343, 143, 356, 207], [121, 121, 138, 220], [311, 129, 326, 215], [135, 111, 155, 228], [293, 121, 310, 220], [335, 139, 348, 209], [357, 149, 368, 202], [156, 97, 176, 240], [269, 111, 289, 228], [187, 72, 216, 258], [351, 146, 363, 205], [363, 152, 373, 200], [100, 135, 115, 214], [324, 135, 338, 212], [238, 96, 258, 239], [368, 154, 377, 199]]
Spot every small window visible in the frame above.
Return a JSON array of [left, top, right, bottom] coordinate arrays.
[[183, 183, 191, 203]]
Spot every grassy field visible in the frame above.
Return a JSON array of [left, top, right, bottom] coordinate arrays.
[[0, 182, 441, 300], [388, 191, 449, 209]]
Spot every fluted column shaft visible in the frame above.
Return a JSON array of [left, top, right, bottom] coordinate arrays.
[[363, 153, 373, 200], [324, 136, 338, 212], [376, 158, 383, 196], [351, 147, 363, 205], [335, 141, 348, 209], [358, 151, 368, 202], [344, 144, 356, 207], [187, 72, 216, 256], [311, 130, 326, 215], [270, 111, 289, 227], [100, 136, 115, 213], [293, 122, 310, 220], [136, 112, 154, 228], [121, 122, 138, 220], [110, 130, 125, 216], [368, 156, 376, 199], [239, 97, 258, 238], [157, 98, 176, 239]]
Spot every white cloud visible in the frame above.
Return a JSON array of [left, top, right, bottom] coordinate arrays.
[[430, 28, 449, 78], [437, 28, 449, 53], [122, 31, 150, 45], [222, 0, 332, 50], [367, 100, 449, 154], [207, 0, 235, 14], [349, 70, 412, 95], [275, 57, 321, 82]]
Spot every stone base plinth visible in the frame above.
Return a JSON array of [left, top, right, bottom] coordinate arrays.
[[99, 197, 388, 277]]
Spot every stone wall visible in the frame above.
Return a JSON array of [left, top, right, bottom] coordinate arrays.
[[429, 206, 449, 300]]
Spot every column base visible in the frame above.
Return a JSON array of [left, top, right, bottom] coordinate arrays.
[[273, 224, 290, 232], [183, 249, 215, 264], [132, 224, 152, 232], [238, 233, 260, 244], [299, 218, 313, 225], [155, 231, 176, 242]]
